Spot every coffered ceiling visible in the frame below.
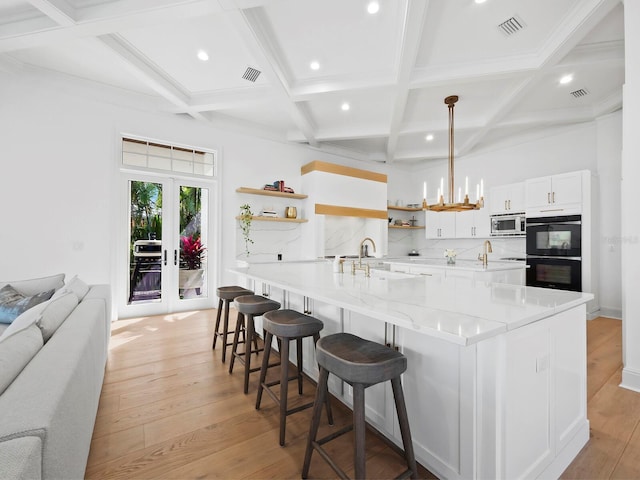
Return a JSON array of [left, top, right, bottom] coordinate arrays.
[[0, 0, 624, 164]]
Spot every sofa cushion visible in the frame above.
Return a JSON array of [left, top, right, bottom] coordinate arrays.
[[0, 323, 43, 395], [52, 275, 90, 302], [37, 293, 79, 343], [0, 436, 42, 480], [0, 285, 54, 324], [0, 273, 65, 297]]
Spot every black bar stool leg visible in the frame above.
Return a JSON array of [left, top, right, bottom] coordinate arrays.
[[244, 314, 255, 394], [256, 331, 273, 409], [279, 338, 290, 446], [302, 366, 329, 479], [229, 312, 243, 374], [296, 337, 304, 394], [353, 383, 366, 480], [212, 298, 223, 350], [391, 377, 418, 479]]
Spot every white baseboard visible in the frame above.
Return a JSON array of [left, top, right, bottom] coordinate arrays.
[[621, 368, 640, 393]]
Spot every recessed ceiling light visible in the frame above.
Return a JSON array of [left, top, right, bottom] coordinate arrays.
[[341, 102, 350, 111], [559, 74, 573, 85], [197, 50, 209, 62], [310, 61, 320, 71], [367, 1, 380, 14], [425, 134, 434, 142], [475, 0, 487, 3]]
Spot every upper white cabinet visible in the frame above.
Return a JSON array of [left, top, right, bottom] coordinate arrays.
[[425, 210, 456, 239], [455, 208, 491, 238], [490, 183, 525, 214], [525, 171, 584, 216]]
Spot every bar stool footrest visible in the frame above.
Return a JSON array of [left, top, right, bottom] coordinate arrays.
[[311, 440, 350, 480]]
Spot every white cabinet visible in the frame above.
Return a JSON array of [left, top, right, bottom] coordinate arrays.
[[490, 182, 525, 214], [425, 211, 456, 239], [525, 171, 583, 216], [455, 209, 490, 238]]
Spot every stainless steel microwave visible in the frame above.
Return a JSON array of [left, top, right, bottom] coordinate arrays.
[[490, 213, 526, 236]]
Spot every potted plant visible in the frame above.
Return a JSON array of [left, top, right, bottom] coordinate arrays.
[[179, 234, 206, 292], [239, 204, 254, 256]]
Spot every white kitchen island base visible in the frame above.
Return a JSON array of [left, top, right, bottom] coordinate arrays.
[[231, 261, 591, 479]]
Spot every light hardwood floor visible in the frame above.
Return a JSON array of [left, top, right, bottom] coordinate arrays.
[[87, 311, 627, 479]]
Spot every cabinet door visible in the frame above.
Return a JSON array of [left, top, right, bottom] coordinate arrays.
[[490, 185, 510, 214], [508, 183, 525, 212], [440, 213, 456, 238], [425, 211, 440, 239], [474, 207, 491, 237], [551, 172, 582, 206], [525, 177, 553, 210], [455, 211, 475, 238]]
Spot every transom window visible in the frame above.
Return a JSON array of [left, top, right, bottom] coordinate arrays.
[[122, 137, 216, 177]]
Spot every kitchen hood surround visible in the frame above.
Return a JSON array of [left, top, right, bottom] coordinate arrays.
[[301, 161, 388, 258]]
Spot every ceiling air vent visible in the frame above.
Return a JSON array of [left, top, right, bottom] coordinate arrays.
[[497, 16, 525, 36], [570, 88, 589, 98], [242, 66, 261, 82]]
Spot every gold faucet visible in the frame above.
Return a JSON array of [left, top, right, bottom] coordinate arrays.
[[352, 237, 377, 276], [478, 240, 493, 267]]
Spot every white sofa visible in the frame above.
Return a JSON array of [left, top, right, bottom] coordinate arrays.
[[0, 276, 110, 480]]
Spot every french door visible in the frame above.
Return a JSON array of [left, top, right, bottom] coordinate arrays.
[[119, 172, 217, 318]]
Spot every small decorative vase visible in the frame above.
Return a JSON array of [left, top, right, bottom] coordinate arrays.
[[447, 257, 456, 265]]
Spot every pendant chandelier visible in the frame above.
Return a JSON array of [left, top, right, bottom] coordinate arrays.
[[423, 95, 484, 212]]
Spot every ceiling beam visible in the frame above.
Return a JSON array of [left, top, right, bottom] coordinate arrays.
[[26, 0, 76, 26], [227, 6, 318, 146], [0, 0, 225, 53], [385, 0, 429, 163], [98, 34, 206, 121]]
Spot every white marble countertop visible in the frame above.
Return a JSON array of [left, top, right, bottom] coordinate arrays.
[[382, 256, 526, 272], [229, 261, 593, 346]]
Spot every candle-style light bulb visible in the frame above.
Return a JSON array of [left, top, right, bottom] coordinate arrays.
[[423, 181, 427, 200], [480, 179, 484, 198], [440, 177, 444, 199], [465, 176, 469, 195]]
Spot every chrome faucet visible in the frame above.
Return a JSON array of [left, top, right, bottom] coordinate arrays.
[[478, 239, 493, 267], [352, 237, 377, 276]]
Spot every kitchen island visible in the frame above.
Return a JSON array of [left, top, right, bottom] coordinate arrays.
[[230, 260, 593, 479]]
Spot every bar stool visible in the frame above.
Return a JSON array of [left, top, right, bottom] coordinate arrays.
[[229, 295, 281, 394], [256, 309, 334, 446], [212, 286, 254, 362], [302, 333, 417, 480]]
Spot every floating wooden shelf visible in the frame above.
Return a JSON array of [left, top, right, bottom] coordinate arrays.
[[236, 187, 307, 199], [235, 215, 308, 223], [388, 205, 423, 211], [389, 225, 425, 229]]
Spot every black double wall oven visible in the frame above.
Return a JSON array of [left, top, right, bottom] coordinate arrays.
[[526, 215, 582, 292]]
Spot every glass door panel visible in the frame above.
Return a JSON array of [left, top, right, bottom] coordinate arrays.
[[177, 185, 209, 300], [128, 180, 164, 305]]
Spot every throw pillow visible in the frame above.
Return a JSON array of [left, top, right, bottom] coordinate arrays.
[[0, 303, 43, 340], [0, 273, 65, 297], [51, 275, 90, 302], [0, 285, 55, 324], [0, 323, 44, 395], [37, 292, 79, 342]]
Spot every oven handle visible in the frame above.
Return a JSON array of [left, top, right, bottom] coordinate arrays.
[[526, 221, 581, 227], [527, 255, 582, 261]]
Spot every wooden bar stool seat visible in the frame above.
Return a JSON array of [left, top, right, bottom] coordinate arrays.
[[256, 309, 334, 446], [212, 286, 254, 362], [229, 295, 281, 394], [302, 333, 418, 480]]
